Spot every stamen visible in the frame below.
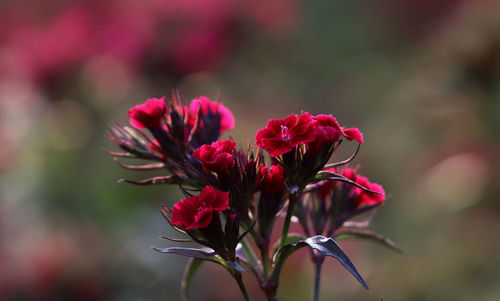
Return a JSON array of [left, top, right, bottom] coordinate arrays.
[[281, 125, 290, 141]]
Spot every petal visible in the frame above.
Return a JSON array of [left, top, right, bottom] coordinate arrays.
[[261, 138, 293, 157], [191, 208, 213, 229], [342, 127, 364, 144], [359, 183, 385, 206], [212, 190, 230, 211]]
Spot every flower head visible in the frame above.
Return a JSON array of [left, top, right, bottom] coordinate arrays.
[[193, 140, 236, 173], [128, 97, 167, 129], [255, 113, 316, 157], [189, 96, 235, 133], [170, 186, 229, 230]]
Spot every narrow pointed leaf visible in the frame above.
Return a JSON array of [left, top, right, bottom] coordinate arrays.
[[236, 244, 263, 283], [101, 147, 135, 157], [312, 172, 383, 195], [114, 158, 165, 170], [152, 247, 216, 260], [238, 218, 256, 242], [152, 246, 240, 274], [270, 235, 368, 290], [303, 236, 368, 289], [324, 143, 361, 168], [118, 175, 181, 185], [181, 258, 203, 301], [334, 229, 404, 255], [269, 241, 304, 285], [159, 236, 194, 243], [271, 233, 305, 257]]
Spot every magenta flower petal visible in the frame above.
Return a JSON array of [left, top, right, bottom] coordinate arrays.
[[255, 113, 316, 157], [189, 96, 235, 133], [193, 140, 236, 173], [128, 97, 167, 129], [171, 186, 229, 230], [342, 127, 364, 144]]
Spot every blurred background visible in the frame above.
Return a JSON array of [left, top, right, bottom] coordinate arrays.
[[1, 0, 499, 300]]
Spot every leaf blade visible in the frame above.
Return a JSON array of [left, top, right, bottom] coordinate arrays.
[[304, 235, 368, 289], [270, 235, 368, 290], [181, 258, 203, 301], [334, 229, 404, 255]]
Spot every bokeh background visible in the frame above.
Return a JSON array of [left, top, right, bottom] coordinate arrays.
[[1, 0, 500, 300]]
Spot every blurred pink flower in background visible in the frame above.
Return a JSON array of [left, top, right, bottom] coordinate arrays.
[[0, 230, 110, 300], [0, 0, 301, 88]]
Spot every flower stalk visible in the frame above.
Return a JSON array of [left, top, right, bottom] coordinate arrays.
[[234, 272, 252, 301], [312, 252, 325, 301], [279, 189, 300, 249]]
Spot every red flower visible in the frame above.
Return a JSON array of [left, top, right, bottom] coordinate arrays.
[[255, 113, 316, 157], [171, 186, 229, 230], [317, 168, 385, 207], [338, 168, 385, 206], [307, 114, 343, 152], [341, 127, 364, 144], [193, 140, 236, 173], [258, 164, 286, 194], [128, 97, 167, 129], [189, 96, 235, 133]]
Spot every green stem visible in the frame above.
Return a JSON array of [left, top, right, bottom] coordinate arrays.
[[234, 273, 251, 301], [260, 242, 271, 278], [240, 237, 261, 274], [312, 254, 325, 301], [279, 192, 299, 249]]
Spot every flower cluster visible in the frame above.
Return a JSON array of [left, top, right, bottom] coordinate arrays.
[[106, 92, 399, 301]]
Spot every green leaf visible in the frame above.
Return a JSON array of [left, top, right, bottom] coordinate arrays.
[[152, 246, 243, 275], [181, 258, 203, 301], [153, 246, 217, 260], [269, 240, 304, 285], [334, 229, 404, 255], [271, 233, 305, 257], [270, 235, 368, 290]]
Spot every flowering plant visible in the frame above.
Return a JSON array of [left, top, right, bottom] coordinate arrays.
[[105, 92, 401, 300]]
